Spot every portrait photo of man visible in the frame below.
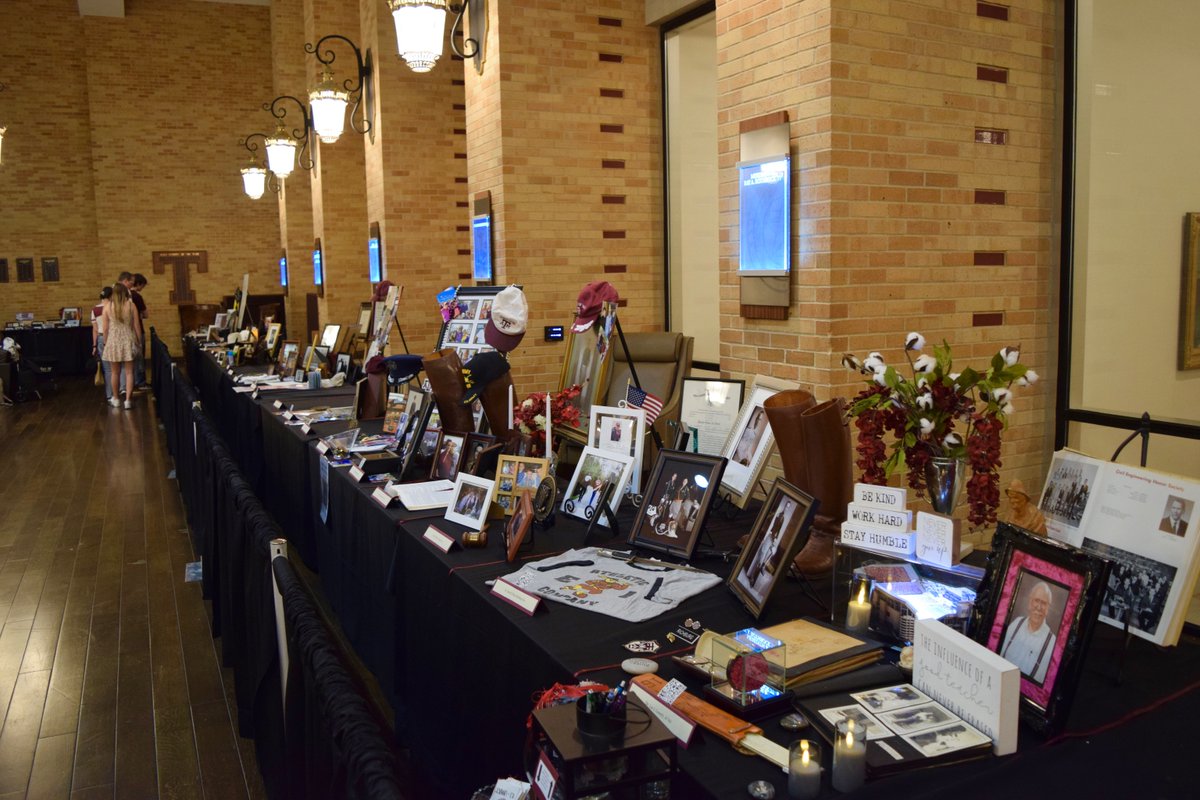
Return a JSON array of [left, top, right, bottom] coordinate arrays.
[[1159, 496, 1191, 537], [999, 574, 1067, 685]]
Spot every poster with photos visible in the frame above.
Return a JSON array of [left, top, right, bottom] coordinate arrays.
[[435, 285, 511, 362], [1039, 449, 1200, 646]]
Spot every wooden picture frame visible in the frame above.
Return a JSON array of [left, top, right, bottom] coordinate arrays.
[[495, 455, 550, 515], [433, 432, 466, 481], [972, 522, 1111, 735], [505, 490, 535, 563], [718, 374, 796, 508], [445, 473, 497, 531], [727, 479, 818, 618], [461, 433, 498, 476], [264, 322, 282, 355], [627, 450, 726, 560], [588, 404, 646, 497], [1181, 213, 1200, 369], [319, 323, 342, 350], [277, 341, 300, 378], [560, 446, 634, 527]]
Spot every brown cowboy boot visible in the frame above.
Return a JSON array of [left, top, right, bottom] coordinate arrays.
[[763, 389, 818, 489], [479, 370, 515, 441], [791, 398, 853, 577], [422, 349, 476, 433]]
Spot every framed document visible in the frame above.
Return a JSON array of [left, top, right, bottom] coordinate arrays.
[[680, 378, 745, 456]]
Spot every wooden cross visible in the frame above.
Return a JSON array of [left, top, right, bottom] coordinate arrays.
[[152, 251, 209, 304]]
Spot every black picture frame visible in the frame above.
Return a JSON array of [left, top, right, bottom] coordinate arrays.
[[971, 522, 1111, 735], [398, 398, 436, 480], [627, 450, 727, 560], [726, 478, 819, 619], [407, 427, 442, 483]]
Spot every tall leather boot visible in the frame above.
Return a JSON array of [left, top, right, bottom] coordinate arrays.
[[422, 349, 476, 433], [792, 398, 853, 577], [479, 370, 515, 441], [763, 389, 818, 489]]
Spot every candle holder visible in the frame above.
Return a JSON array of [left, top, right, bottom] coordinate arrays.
[[845, 573, 873, 634], [831, 719, 866, 792], [788, 739, 822, 800]]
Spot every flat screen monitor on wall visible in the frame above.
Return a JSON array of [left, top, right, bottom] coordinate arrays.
[[472, 213, 493, 283], [737, 154, 791, 276], [279, 252, 288, 291], [368, 221, 383, 284]]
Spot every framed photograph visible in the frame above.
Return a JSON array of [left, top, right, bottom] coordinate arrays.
[[627, 450, 726, 559], [319, 323, 341, 350], [589, 405, 646, 495], [505, 490, 535, 562], [680, 378, 746, 456], [972, 522, 1111, 734], [1181, 213, 1200, 369], [206, 325, 221, 343], [557, 323, 615, 432], [461, 433, 498, 476], [433, 432, 466, 481], [382, 389, 413, 436], [719, 374, 796, 508], [445, 473, 497, 531], [60, 307, 81, 323], [409, 428, 442, 481], [214, 312, 229, 330], [434, 285, 512, 362], [561, 446, 635, 526], [357, 301, 373, 334], [264, 322, 282, 354], [335, 352, 352, 378], [496, 455, 550, 515], [727, 479, 818, 618], [397, 399, 434, 478], [277, 341, 300, 378]]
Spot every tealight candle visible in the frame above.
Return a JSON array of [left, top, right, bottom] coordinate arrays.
[[846, 582, 871, 633], [788, 739, 821, 800], [832, 719, 866, 792]]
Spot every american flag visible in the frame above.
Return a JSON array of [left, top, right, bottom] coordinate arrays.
[[625, 384, 664, 426]]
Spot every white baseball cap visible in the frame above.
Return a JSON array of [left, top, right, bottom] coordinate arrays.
[[485, 285, 528, 352]]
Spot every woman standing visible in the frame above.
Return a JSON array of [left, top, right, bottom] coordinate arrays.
[[91, 287, 113, 401], [102, 283, 141, 409]]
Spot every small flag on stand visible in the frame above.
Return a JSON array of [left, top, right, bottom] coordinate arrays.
[[625, 383, 664, 426]]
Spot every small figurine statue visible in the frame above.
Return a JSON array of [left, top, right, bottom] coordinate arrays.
[[1004, 478, 1047, 536]]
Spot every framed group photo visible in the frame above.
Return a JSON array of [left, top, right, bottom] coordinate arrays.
[[627, 450, 726, 560], [561, 446, 634, 526], [589, 404, 646, 496], [495, 455, 550, 514], [727, 479, 819, 618], [719, 374, 795, 507], [973, 522, 1111, 734]]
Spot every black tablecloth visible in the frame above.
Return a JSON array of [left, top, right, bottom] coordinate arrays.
[[8, 325, 92, 374]]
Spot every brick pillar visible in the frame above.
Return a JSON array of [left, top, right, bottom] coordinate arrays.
[[305, 0, 370, 337], [359, 0, 466, 356], [465, 0, 664, 391], [272, 0, 314, 342]]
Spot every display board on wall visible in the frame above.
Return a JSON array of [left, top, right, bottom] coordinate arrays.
[[472, 191, 493, 285], [368, 222, 383, 284]]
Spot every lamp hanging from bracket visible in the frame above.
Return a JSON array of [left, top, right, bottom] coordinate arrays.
[[238, 133, 282, 200], [387, 0, 481, 74], [305, 34, 375, 145], [263, 94, 315, 179]]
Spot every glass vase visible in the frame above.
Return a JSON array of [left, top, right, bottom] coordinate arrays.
[[924, 456, 966, 515]]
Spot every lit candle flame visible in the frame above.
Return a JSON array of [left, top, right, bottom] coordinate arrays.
[[802, 749, 810, 767], [856, 585, 867, 604]]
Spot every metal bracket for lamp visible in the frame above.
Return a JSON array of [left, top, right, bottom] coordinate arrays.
[[305, 34, 375, 144], [264, 94, 316, 174]]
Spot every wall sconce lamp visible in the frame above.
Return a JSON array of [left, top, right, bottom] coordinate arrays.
[[305, 35, 375, 145], [238, 133, 281, 200], [387, 0, 482, 74], [263, 95, 315, 179]]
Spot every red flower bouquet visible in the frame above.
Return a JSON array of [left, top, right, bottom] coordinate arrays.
[[514, 385, 582, 457]]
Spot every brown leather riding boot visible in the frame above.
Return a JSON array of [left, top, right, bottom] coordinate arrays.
[[791, 398, 853, 577], [479, 370, 515, 441], [422, 349, 476, 433], [763, 389, 817, 489]]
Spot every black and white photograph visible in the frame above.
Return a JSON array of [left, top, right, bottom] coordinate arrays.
[[444, 473, 496, 531], [903, 722, 991, 757], [816, 705, 889, 741], [1158, 495, 1192, 537], [1086, 538, 1178, 637], [851, 684, 930, 714], [1039, 457, 1100, 528], [877, 702, 956, 735], [628, 451, 726, 559], [561, 447, 633, 525], [726, 479, 817, 618]]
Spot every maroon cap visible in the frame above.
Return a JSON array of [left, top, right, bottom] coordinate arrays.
[[571, 281, 620, 333]]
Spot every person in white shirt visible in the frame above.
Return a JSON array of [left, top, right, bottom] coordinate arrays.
[[1000, 581, 1057, 683]]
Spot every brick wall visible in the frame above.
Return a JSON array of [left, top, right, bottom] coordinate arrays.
[[465, 0, 665, 393], [717, 0, 1057, 540]]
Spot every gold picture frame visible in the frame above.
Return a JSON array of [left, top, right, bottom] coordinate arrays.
[[1181, 213, 1200, 369], [556, 326, 615, 434]]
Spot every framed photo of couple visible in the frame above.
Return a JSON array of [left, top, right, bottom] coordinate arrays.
[[627, 450, 726, 560], [561, 447, 634, 527], [972, 522, 1110, 734], [727, 479, 818, 618], [719, 374, 796, 508]]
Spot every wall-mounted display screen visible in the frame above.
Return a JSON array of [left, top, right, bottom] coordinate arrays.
[[279, 253, 288, 288], [472, 213, 493, 283], [737, 154, 791, 276], [369, 221, 383, 284], [313, 245, 323, 286]]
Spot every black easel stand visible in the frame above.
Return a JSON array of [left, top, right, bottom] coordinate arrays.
[[392, 316, 411, 355], [583, 484, 620, 545], [612, 317, 665, 451]]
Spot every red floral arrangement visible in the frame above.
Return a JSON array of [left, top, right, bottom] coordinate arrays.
[[514, 385, 582, 457], [843, 334, 1036, 527]]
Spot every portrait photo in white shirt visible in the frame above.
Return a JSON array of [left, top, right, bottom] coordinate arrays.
[[997, 569, 1070, 686]]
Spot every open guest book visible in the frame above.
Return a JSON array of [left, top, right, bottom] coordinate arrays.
[[797, 683, 992, 777], [757, 618, 883, 688]]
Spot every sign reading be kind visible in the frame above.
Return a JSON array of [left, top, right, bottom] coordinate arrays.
[[913, 619, 1019, 756]]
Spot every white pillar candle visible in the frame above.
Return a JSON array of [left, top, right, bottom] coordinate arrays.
[[846, 583, 871, 633], [832, 720, 866, 792], [788, 740, 821, 800], [507, 384, 514, 429], [546, 392, 552, 457]]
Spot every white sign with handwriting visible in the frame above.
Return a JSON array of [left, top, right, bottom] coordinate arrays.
[[913, 618, 1019, 755], [916, 511, 961, 566]]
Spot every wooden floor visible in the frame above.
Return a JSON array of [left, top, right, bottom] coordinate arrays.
[[0, 379, 266, 799]]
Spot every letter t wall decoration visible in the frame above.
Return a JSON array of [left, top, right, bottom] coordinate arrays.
[[152, 251, 209, 304]]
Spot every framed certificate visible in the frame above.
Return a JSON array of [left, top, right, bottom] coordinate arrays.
[[680, 378, 745, 456]]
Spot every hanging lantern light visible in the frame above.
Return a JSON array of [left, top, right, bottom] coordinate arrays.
[[264, 122, 298, 179], [388, 0, 449, 73], [241, 163, 267, 200], [308, 64, 350, 144]]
